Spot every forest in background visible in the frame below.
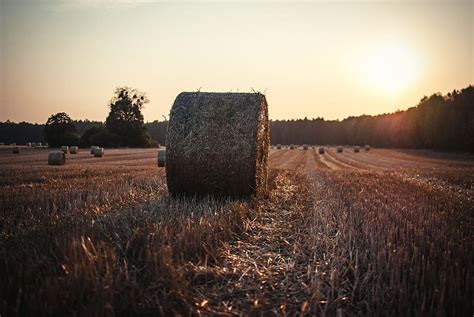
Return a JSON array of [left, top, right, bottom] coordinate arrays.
[[1, 85, 472, 152]]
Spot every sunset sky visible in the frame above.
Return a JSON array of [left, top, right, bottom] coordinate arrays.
[[0, 0, 472, 124]]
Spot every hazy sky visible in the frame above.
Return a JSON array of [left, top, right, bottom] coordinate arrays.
[[0, 0, 472, 123]]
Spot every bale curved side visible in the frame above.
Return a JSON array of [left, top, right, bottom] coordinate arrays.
[[48, 151, 66, 165], [157, 149, 166, 167], [166, 92, 269, 197]]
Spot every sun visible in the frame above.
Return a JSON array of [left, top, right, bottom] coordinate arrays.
[[361, 44, 419, 95]]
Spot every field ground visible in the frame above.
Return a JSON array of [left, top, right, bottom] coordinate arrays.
[[1, 146, 473, 315]]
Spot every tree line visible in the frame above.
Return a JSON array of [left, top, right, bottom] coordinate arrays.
[[0, 85, 472, 152]]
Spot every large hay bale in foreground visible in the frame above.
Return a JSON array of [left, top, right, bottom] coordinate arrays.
[[70, 146, 79, 154], [166, 92, 269, 197], [61, 146, 69, 153], [93, 147, 104, 157], [337, 146, 343, 153], [319, 147, 325, 154], [48, 151, 66, 165], [12, 147, 20, 154], [157, 149, 166, 167]]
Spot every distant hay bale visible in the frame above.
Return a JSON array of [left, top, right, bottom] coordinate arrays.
[[93, 147, 104, 157], [27, 142, 32, 147], [70, 146, 79, 154], [90, 146, 98, 154], [365, 144, 370, 151], [0, 142, 4, 146], [37, 142, 42, 146], [157, 149, 166, 167], [12, 147, 20, 154], [61, 146, 69, 153], [31, 142, 37, 147], [277, 144, 282, 149], [48, 151, 66, 165], [303, 144, 308, 150], [354, 146, 360, 153], [319, 147, 325, 154], [166, 92, 269, 197], [290, 145, 295, 150], [337, 146, 343, 153], [11, 143, 16, 146]]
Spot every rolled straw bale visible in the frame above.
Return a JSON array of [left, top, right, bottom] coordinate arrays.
[[93, 147, 104, 157], [61, 146, 69, 154], [11, 143, 16, 146], [37, 142, 42, 146], [48, 151, 66, 165], [12, 147, 20, 154], [90, 146, 98, 154], [277, 144, 282, 149], [303, 144, 308, 150], [70, 146, 79, 154], [27, 142, 32, 147], [365, 144, 370, 151], [319, 147, 325, 154], [337, 146, 343, 153], [166, 92, 269, 197], [157, 149, 166, 167], [0, 142, 4, 146], [31, 142, 37, 147], [290, 145, 295, 150], [354, 146, 360, 153]]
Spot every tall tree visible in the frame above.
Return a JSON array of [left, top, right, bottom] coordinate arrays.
[[105, 87, 151, 147], [44, 112, 79, 147]]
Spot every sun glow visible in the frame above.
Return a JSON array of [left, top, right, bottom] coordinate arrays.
[[361, 43, 419, 95]]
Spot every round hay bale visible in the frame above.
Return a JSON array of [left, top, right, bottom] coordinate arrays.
[[27, 142, 32, 147], [276, 144, 282, 149], [166, 92, 269, 197], [12, 146, 20, 154], [11, 143, 16, 146], [37, 142, 42, 146], [157, 149, 166, 167], [31, 142, 37, 147], [290, 145, 295, 150], [90, 146, 98, 154], [93, 147, 104, 157], [61, 146, 69, 153], [318, 147, 325, 154], [337, 146, 343, 153], [354, 146, 360, 153], [0, 142, 4, 146], [70, 146, 79, 154], [303, 144, 308, 150], [48, 151, 66, 165], [365, 144, 370, 151]]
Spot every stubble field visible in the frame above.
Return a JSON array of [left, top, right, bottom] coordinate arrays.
[[1, 146, 473, 316]]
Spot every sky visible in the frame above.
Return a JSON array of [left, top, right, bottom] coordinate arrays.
[[0, 0, 472, 123]]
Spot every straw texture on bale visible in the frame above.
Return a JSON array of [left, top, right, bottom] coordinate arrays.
[[90, 146, 98, 154], [12, 147, 20, 154], [365, 145, 370, 151], [303, 144, 308, 150], [48, 151, 66, 165], [61, 146, 69, 153], [319, 147, 325, 154], [70, 146, 78, 154], [93, 147, 104, 157], [337, 146, 343, 153], [354, 146, 360, 153], [166, 92, 269, 197], [157, 149, 166, 167]]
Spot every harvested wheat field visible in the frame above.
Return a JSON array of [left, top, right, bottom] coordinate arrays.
[[1, 148, 473, 316]]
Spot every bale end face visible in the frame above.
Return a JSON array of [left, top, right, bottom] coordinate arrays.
[[93, 147, 104, 157], [337, 146, 343, 153], [303, 144, 308, 150], [90, 146, 98, 154], [318, 147, 325, 154], [166, 92, 269, 198], [70, 146, 79, 154], [354, 146, 360, 153], [157, 149, 166, 167], [61, 146, 69, 154], [48, 151, 66, 165]]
